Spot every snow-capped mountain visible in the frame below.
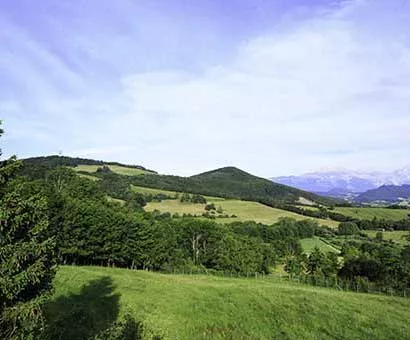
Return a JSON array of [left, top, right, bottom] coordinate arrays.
[[272, 166, 410, 196]]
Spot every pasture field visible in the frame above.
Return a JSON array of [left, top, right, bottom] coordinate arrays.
[[46, 265, 410, 340], [131, 185, 179, 197], [77, 173, 100, 181], [364, 230, 410, 245], [334, 207, 410, 221], [131, 185, 225, 201], [106, 195, 126, 205], [145, 199, 339, 227], [300, 237, 340, 254], [73, 164, 152, 176]]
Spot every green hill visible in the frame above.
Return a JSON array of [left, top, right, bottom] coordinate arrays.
[[47, 266, 410, 340], [22, 155, 157, 174], [21, 156, 337, 206], [132, 166, 337, 205]]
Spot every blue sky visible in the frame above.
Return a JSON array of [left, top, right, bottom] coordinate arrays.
[[1, 0, 410, 177]]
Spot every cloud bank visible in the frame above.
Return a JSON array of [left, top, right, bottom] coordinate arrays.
[[1, 0, 410, 176]]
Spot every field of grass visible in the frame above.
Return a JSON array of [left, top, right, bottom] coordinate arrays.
[[364, 230, 410, 245], [77, 173, 100, 181], [131, 185, 180, 197], [46, 266, 410, 340], [106, 196, 126, 205], [300, 237, 340, 254], [73, 164, 152, 176], [334, 207, 410, 221], [131, 185, 226, 201], [145, 199, 339, 227]]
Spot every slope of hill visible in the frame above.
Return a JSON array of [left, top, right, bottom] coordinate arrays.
[[355, 184, 410, 203], [73, 164, 153, 176], [22, 156, 336, 205], [22, 155, 157, 173], [47, 266, 410, 340], [144, 198, 339, 227], [132, 166, 338, 205], [333, 207, 410, 221]]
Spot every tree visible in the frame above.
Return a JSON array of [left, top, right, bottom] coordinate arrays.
[[306, 247, 326, 275], [0, 123, 57, 339], [204, 203, 216, 211], [338, 222, 360, 235], [284, 254, 306, 276], [179, 192, 191, 203], [191, 194, 206, 204]]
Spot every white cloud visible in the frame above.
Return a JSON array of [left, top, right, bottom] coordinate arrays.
[[87, 0, 409, 176], [2, 0, 410, 177]]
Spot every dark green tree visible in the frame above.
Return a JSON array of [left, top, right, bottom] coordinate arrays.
[[0, 124, 57, 339], [338, 222, 360, 235]]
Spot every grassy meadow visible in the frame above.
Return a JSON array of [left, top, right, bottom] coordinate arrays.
[[364, 230, 410, 245], [74, 164, 152, 176], [300, 237, 340, 254], [145, 198, 339, 227], [334, 207, 410, 221], [131, 185, 226, 201], [46, 265, 410, 340]]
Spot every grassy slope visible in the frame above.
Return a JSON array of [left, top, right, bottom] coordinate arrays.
[[77, 173, 100, 181], [48, 266, 410, 340], [300, 237, 340, 254], [145, 199, 339, 228], [364, 230, 410, 245], [334, 207, 410, 221], [131, 185, 226, 201], [74, 164, 151, 176]]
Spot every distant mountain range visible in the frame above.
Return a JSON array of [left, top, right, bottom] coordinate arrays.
[[355, 185, 410, 204], [272, 167, 410, 201]]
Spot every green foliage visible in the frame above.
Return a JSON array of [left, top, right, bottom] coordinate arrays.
[[179, 192, 191, 203], [0, 126, 57, 339], [129, 166, 336, 205], [338, 222, 360, 235], [96, 165, 112, 174], [284, 254, 306, 276], [190, 194, 206, 204], [339, 241, 410, 291], [204, 203, 216, 211], [23, 156, 155, 174]]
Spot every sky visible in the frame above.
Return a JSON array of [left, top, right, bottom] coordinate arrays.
[[1, 0, 410, 177]]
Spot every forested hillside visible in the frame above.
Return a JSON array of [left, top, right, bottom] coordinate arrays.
[[132, 166, 339, 205], [23, 156, 339, 206], [23, 155, 157, 173]]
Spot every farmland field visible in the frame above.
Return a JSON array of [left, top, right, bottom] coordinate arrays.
[[334, 207, 410, 221], [73, 164, 152, 176], [364, 230, 410, 245], [300, 237, 340, 254], [77, 173, 100, 181], [131, 185, 225, 201], [145, 199, 339, 227], [46, 266, 410, 340]]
